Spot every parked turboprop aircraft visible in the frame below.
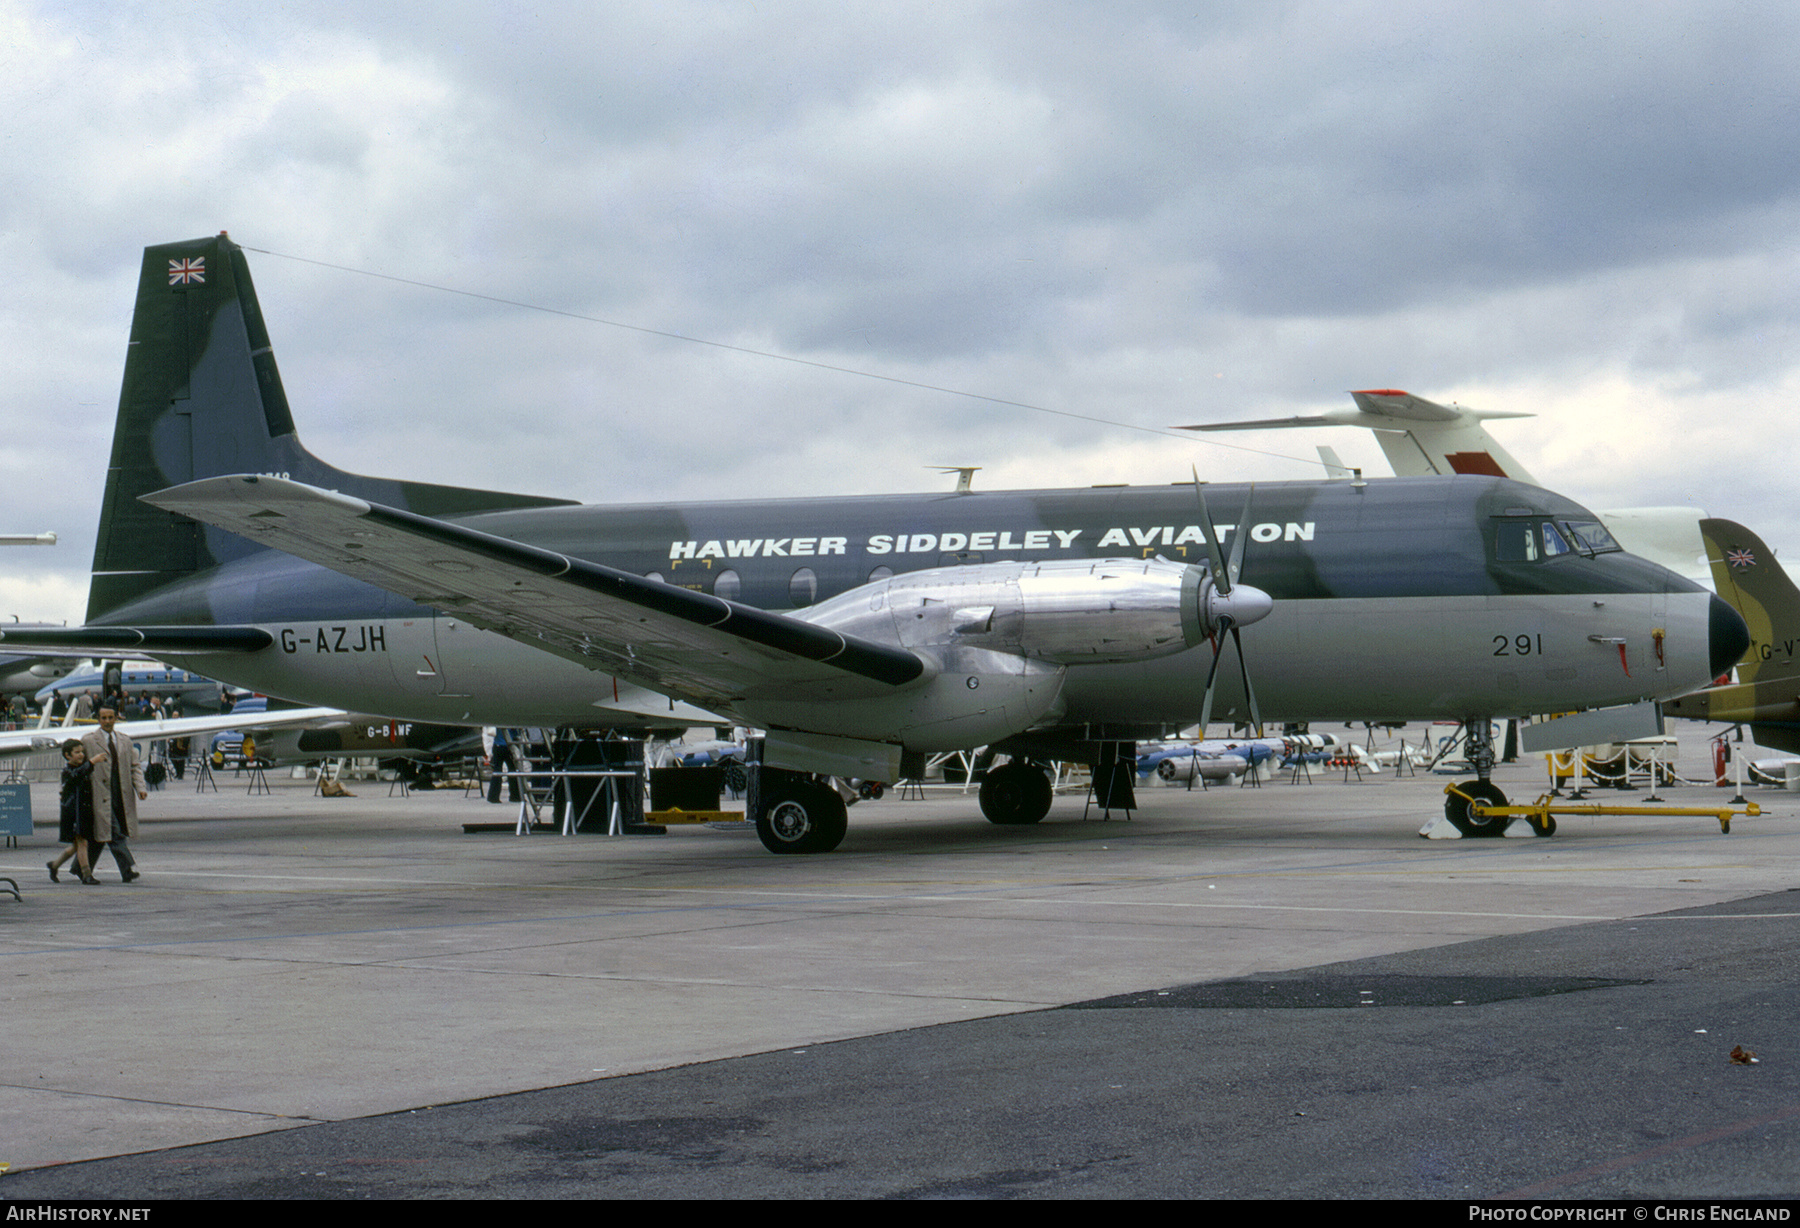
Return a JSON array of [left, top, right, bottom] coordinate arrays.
[[209, 697, 479, 783], [0, 235, 1749, 852], [35, 660, 229, 712], [1180, 389, 1710, 583], [1661, 518, 1800, 752]]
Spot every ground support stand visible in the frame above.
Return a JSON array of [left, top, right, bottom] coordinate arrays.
[[494, 768, 645, 836]]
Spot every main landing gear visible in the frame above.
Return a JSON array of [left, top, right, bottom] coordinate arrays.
[[979, 760, 1054, 825], [752, 769, 848, 854]]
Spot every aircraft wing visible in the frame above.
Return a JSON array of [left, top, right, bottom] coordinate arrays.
[[0, 705, 345, 759], [143, 476, 928, 711]]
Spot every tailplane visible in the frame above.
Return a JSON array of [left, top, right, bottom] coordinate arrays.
[[1175, 389, 1538, 480], [89, 234, 572, 621]]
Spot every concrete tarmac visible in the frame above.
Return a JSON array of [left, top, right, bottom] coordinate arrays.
[[1, 734, 1795, 1198]]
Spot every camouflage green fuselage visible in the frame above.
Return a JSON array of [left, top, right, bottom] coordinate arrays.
[[96, 474, 1723, 733]]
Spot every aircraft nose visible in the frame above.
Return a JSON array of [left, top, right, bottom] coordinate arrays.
[[1709, 593, 1751, 680]]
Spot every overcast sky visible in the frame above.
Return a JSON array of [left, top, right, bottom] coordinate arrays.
[[3, 1, 1797, 624]]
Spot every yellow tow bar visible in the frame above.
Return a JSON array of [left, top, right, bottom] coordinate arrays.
[[1444, 785, 1761, 835]]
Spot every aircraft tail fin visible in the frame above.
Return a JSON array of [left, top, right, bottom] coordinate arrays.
[[1701, 519, 1799, 685], [88, 234, 573, 623]]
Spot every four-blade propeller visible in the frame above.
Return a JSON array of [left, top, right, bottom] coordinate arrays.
[[1191, 468, 1273, 737]]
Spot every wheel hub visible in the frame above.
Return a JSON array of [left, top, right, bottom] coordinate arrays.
[[768, 800, 811, 842]]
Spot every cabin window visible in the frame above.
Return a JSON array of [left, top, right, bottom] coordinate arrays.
[[868, 565, 894, 583], [714, 569, 741, 601], [789, 567, 818, 607], [644, 571, 664, 585]]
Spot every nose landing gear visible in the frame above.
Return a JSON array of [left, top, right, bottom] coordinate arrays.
[[1439, 717, 1524, 838], [1444, 777, 1510, 836]]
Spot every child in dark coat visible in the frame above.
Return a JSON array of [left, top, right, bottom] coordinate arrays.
[[48, 739, 98, 885]]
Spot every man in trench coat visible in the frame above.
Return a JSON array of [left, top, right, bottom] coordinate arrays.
[[82, 707, 146, 882]]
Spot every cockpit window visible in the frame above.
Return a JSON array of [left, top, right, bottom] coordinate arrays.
[[1564, 520, 1621, 554], [1494, 520, 1539, 562], [1541, 522, 1572, 557], [1494, 518, 1583, 563]]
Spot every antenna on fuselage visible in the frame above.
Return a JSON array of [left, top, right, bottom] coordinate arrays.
[[930, 466, 981, 494], [1316, 446, 1353, 479]]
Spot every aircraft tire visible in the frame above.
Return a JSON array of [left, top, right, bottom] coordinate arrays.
[[980, 762, 1053, 825], [756, 779, 848, 854], [1445, 779, 1508, 837]]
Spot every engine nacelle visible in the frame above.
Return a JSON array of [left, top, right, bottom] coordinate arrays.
[[800, 556, 1215, 665], [738, 645, 1067, 753], [749, 557, 1274, 754]]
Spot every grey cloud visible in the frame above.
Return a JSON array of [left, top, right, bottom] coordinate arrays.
[[9, 1, 1800, 621]]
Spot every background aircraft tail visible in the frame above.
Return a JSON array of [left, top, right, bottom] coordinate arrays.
[[1178, 388, 1709, 583], [88, 233, 572, 622], [1700, 518, 1799, 686], [1177, 389, 1539, 480], [1662, 518, 1800, 752]]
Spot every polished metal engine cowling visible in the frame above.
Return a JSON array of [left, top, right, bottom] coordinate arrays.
[[801, 556, 1227, 665]]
